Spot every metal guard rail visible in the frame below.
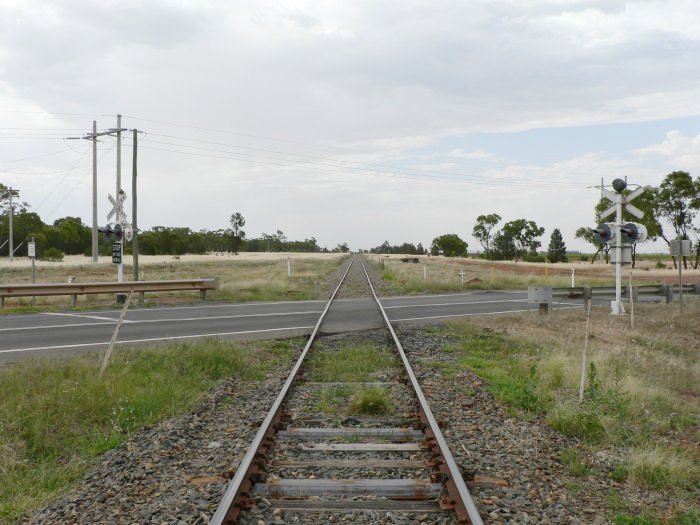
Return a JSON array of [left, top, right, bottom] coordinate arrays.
[[0, 278, 219, 308], [553, 284, 699, 304]]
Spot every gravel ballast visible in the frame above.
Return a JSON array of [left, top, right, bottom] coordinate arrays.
[[24, 256, 677, 524]]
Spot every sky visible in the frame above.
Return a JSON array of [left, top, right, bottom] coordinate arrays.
[[1, 0, 699, 253]]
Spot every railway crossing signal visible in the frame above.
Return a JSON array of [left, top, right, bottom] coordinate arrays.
[[593, 178, 648, 315]]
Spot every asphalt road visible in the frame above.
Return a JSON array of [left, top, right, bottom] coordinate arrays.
[[0, 291, 582, 363]]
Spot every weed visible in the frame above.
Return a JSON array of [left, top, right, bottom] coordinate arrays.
[[349, 387, 392, 415], [611, 463, 629, 483], [559, 448, 590, 476], [316, 386, 351, 414], [614, 514, 661, 525]]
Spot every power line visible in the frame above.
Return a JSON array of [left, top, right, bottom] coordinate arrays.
[[138, 132, 586, 188], [128, 141, 580, 188], [1, 146, 80, 164], [43, 145, 116, 221]]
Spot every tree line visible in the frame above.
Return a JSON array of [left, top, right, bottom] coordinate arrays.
[[0, 188, 341, 259]]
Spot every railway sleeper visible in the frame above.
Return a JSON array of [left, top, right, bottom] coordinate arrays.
[[277, 426, 424, 442], [251, 478, 444, 499]]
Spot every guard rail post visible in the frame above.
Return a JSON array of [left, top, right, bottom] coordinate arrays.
[[660, 285, 673, 304], [582, 287, 592, 305]]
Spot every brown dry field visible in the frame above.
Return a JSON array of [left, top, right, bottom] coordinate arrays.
[[374, 253, 700, 284]]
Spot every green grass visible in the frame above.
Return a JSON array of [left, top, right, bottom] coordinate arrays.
[[627, 445, 699, 491], [316, 385, 351, 414], [435, 307, 699, 517], [559, 448, 591, 476], [348, 387, 393, 415], [446, 327, 551, 414], [0, 338, 294, 524], [614, 509, 700, 525], [308, 343, 398, 382]]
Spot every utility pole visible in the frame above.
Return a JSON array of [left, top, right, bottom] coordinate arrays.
[[104, 115, 127, 282], [8, 188, 13, 262], [67, 121, 117, 263], [116, 114, 123, 282], [132, 128, 139, 282], [91, 121, 97, 262]]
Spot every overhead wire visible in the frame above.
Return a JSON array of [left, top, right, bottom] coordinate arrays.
[[43, 144, 116, 221], [128, 140, 575, 188]]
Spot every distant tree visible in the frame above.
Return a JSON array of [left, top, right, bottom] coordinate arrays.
[[229, 212, 246, 255], [575, 226, 607, 263], [472, 213, 501, 255], [655, 171, 699, 268], [369, 241, 419, 254], [491, 230, 516, 260], [416, 242, 424, 255], [430, 234, 468, 257], [547, 228, 568, 262], [493, 219, 544, 260], [333, 242, 349, 253]]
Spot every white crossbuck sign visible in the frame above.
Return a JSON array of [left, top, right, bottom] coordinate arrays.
[[599, 187, 644, 220], [107, 191, 127, 221]]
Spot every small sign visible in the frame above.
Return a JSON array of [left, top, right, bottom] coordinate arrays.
[[112, 242, 122, 264], [28, 242, 36, 258], [670, 239, 692, 257], [528, 286, 552, 304]]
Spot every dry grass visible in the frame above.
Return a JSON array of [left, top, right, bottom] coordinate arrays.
[[439, 298, 699, 500], [0, 253, 346, 311], [369, 254, 620, 294]]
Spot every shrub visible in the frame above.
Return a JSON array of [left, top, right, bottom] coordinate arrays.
[[547, 402, 605, 443], [39, 247, 64, 262]]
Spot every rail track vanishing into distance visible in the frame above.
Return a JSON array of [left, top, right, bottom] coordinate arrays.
[[212, 254, 484, 524]]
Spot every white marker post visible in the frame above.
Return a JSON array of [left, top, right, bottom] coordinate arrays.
[[571, 268, 575, 288], [28, 237, 36, 305], [459, 269, 465, 285], [287, 255, 292, 280]]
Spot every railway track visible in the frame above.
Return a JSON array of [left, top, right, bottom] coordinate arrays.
[[211, 254, 483, 524]]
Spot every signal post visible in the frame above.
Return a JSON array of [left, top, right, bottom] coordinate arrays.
[[592, 178, 647, 315]]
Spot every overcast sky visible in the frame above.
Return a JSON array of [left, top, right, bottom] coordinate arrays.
[[1, 0, 699, 253]]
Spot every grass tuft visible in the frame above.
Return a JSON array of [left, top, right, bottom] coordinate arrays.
[[559, 447, 591, 476], [627, 445, 699, 491], [349, 387, 392, 415]]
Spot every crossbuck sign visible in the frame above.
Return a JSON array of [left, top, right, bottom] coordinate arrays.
[[599, 186, 644, 220], [107, 191, 127, 222]]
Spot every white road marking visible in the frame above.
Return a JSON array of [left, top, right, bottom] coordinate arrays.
[[392, 305, 581, 322], [0, 310, 322, 332], [44, 312, 121, 322], [0, 321, 118, 332], [383, 298, 528, 310], [0, 325, 315, 354]]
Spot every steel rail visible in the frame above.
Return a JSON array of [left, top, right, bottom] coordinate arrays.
[[357, 255, 484, 525], [211, 255, 355, 525]]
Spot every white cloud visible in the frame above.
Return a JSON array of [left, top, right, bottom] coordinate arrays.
[[634, 130, 700, 172], [0, 1, 698, 252], [447, 149, 494, 160]]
